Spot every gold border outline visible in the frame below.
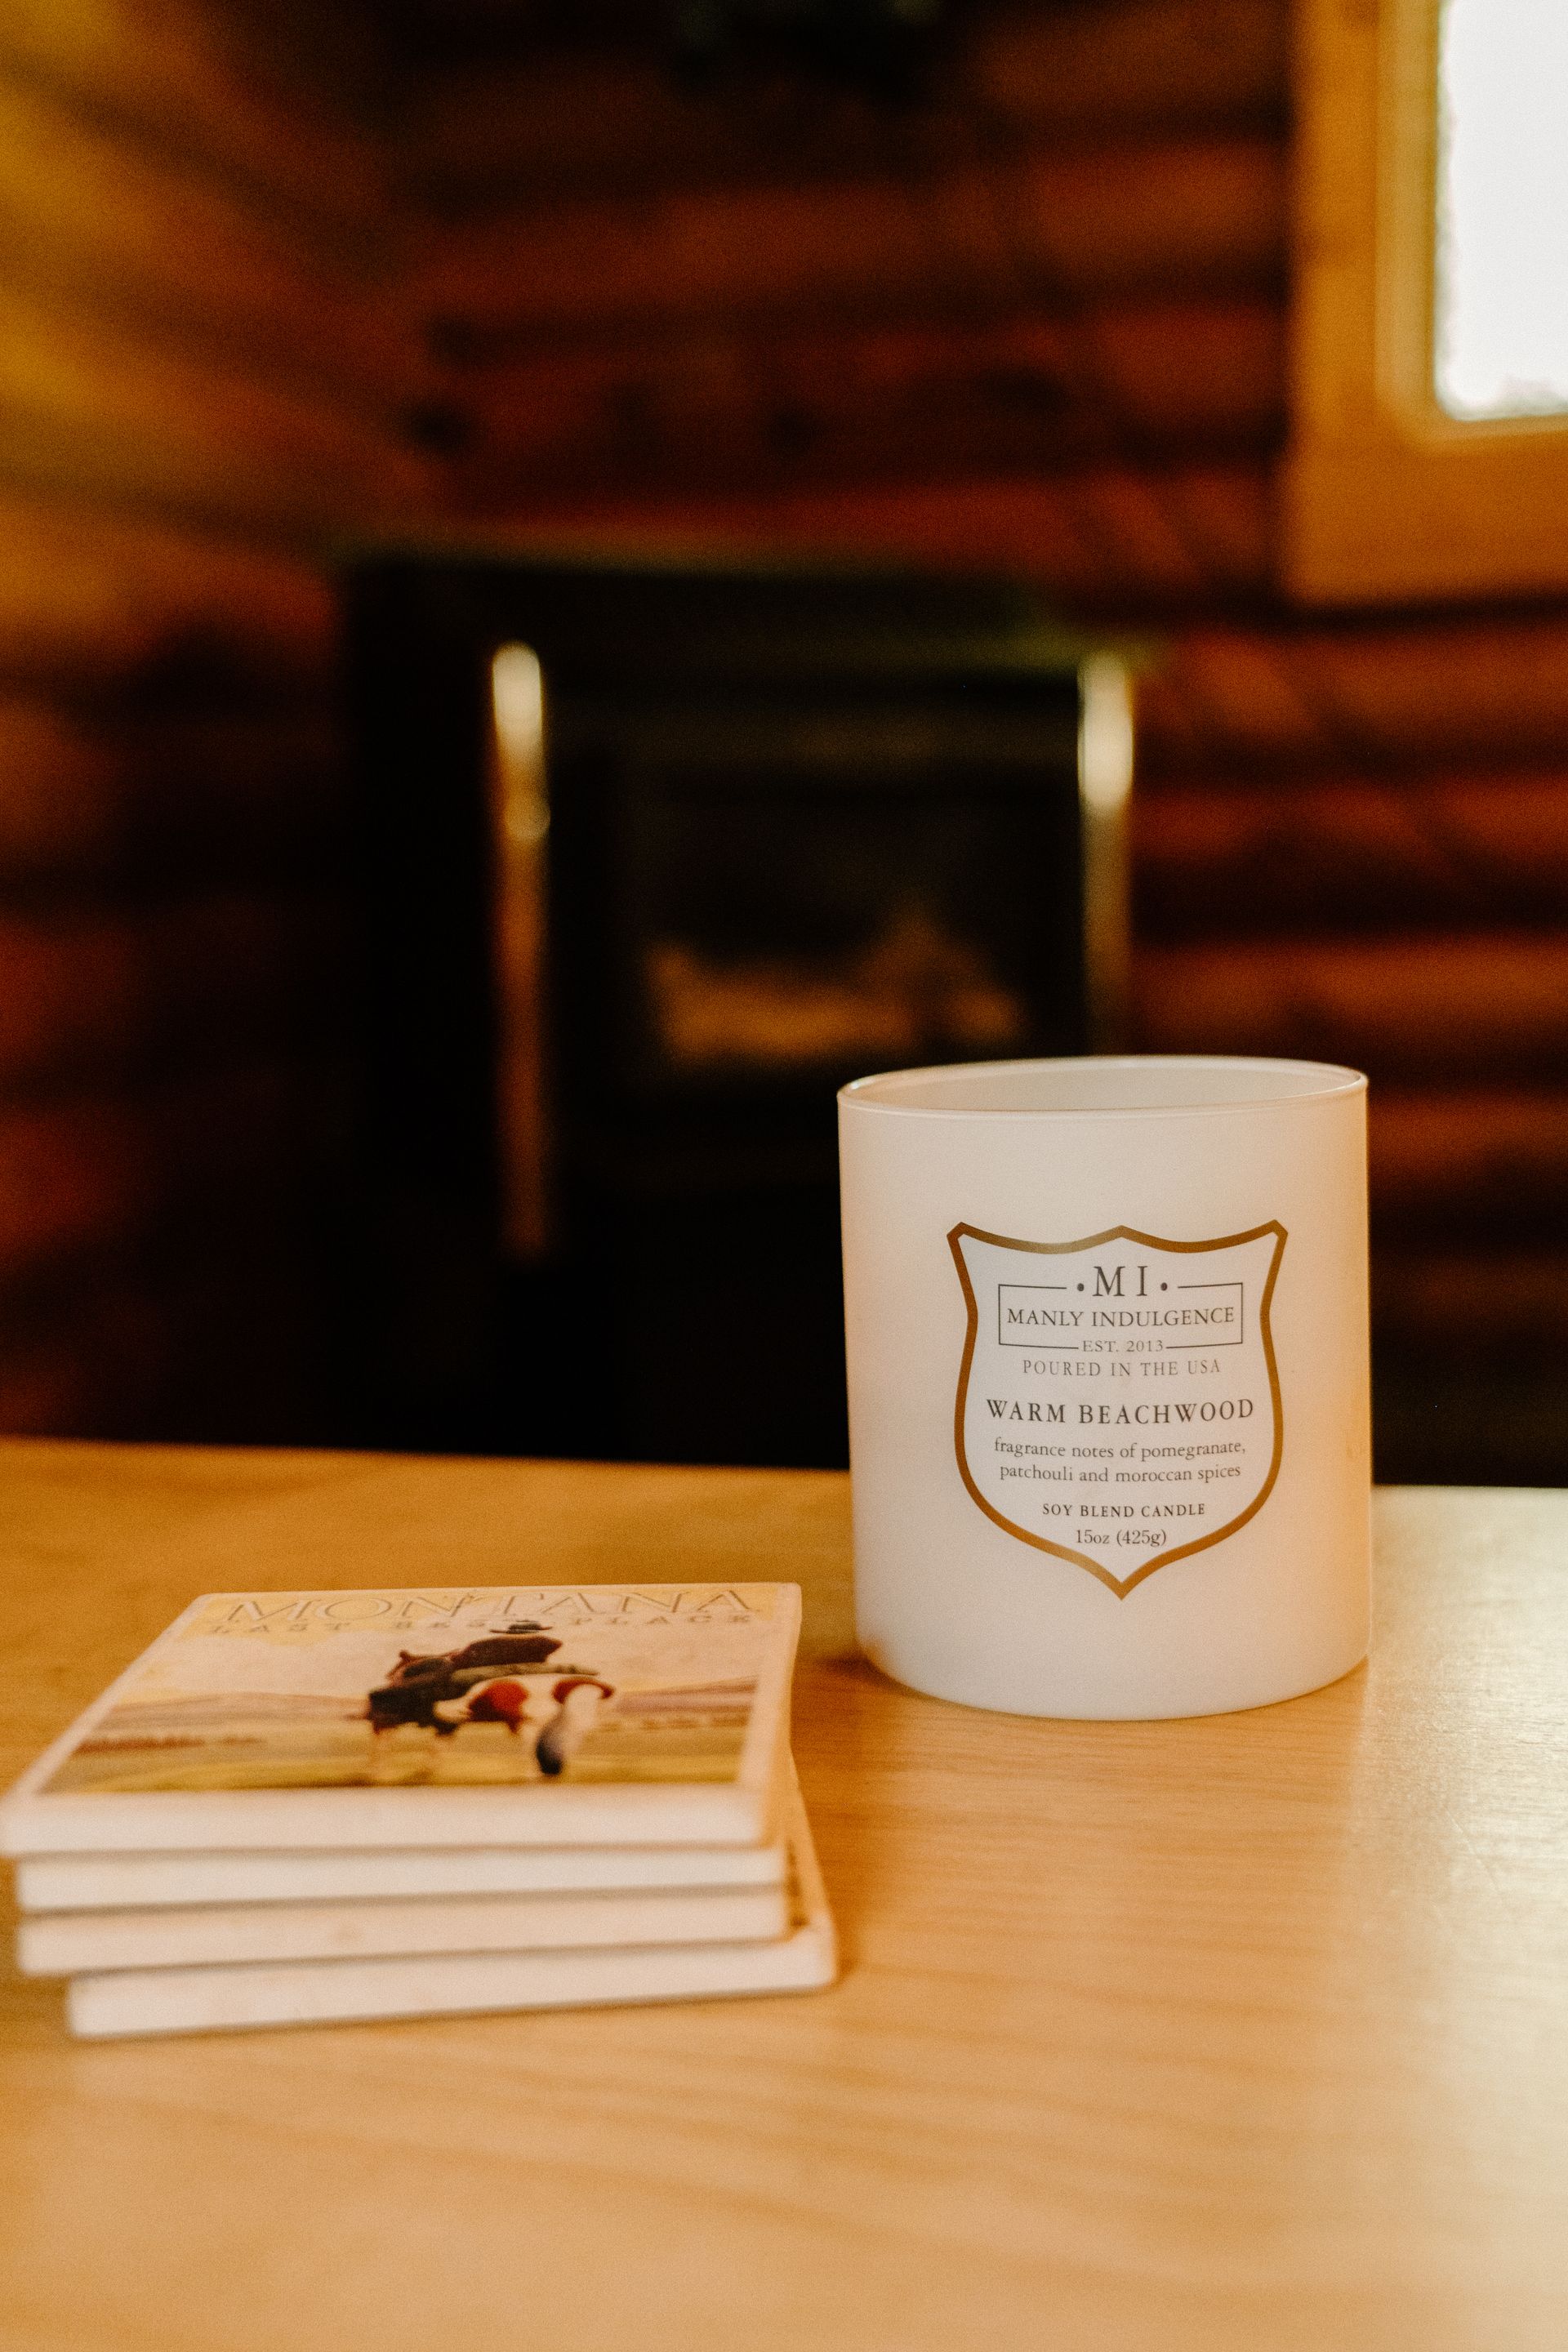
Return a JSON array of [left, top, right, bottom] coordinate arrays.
[[948, 1221, 1287, 1599]]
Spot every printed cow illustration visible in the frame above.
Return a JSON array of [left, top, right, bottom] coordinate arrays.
[[365, 1625, 614, 1775], [365, 1626, 563, 1737], [533, 1677, 615, 1775], [461, 1677, 531, 1735]]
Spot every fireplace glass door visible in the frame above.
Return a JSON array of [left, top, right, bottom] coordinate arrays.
[[347, 555, 1127, 1467]]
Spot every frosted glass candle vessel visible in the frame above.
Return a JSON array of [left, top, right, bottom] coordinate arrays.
[[839, 1057, 1370, 1719]]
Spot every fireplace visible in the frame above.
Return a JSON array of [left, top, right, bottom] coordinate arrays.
[[346, 553, 1129, 1467]]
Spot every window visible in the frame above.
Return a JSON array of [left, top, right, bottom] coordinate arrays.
[[1434, 0, 1568, 422], [1287, 0, 1568, 602]]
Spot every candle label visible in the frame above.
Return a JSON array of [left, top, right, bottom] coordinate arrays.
[[949, 1221, 1286, 1597]]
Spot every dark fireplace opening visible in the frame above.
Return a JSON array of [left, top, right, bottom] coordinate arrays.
[[347, 552, 1128, 1468]]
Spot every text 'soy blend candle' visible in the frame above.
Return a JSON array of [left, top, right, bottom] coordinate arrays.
[[839, 1057, 1370, 1718]]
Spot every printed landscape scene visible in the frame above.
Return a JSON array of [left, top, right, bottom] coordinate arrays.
[[43, 1588, 773, 1794]]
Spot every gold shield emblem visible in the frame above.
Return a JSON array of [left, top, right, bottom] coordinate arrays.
[[949, 1221, 1286, 1597]]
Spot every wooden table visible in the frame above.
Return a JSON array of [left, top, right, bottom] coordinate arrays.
[[2, 1444, 1566, 2350]]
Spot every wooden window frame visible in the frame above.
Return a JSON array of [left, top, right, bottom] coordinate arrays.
[[1286, 0, 1568, 605]]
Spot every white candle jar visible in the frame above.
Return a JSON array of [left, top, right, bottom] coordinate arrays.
[[839, 1056, 1370, 1719]]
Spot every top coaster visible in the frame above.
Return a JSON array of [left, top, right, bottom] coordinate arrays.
[[0, 1584, 800, 1855]]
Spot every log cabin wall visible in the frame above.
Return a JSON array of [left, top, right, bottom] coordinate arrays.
[[6, 0, 1563, 1478], [0, 0, 430, 1437], [387, 0, 1568, 1484]]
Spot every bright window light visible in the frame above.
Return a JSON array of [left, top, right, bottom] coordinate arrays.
[[1435, 0, 1568, 421]]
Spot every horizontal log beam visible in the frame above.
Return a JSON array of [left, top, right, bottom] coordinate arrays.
[[0, 492, 334, 695], [455, 461, 1272, 602], [0, 1276, 166, 1434], [0, 72, 412, 416], [0, 1058, 343, 1281], [1134, 772, 1568, 936], [0, 1234, 332, 1440], [973, 0, 1288, 138], [1133, 933, 1568, 1077], [1369, 1090, 1568, 1228], [1141, 612, 1568, 772], [0, 891, 346, 1092], [1371, 1361, 1568, 1482], [412, 137, 1285, 340], [410, 0, 1288, 207], [0, 698, 342, 892], [435, 297, 1284, 497], [0, 283, 431, 543], [0, 0, 385, 250], [1372, 1251, 1568, 1354]]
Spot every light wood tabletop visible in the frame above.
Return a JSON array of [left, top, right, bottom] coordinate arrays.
[[2, 1443, 1566, 2351]]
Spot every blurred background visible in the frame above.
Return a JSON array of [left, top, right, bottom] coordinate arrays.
[[0, 0, 1563, 1481]]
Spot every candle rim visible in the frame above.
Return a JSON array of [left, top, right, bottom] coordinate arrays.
[[839, 1054, 1369, 1119]]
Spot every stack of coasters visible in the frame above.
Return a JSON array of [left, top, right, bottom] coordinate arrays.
[[0, 1582, 834, 2038]]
